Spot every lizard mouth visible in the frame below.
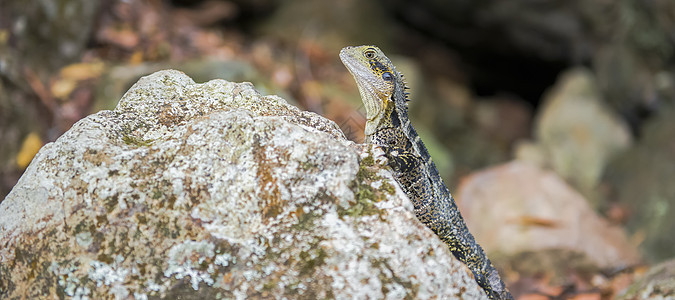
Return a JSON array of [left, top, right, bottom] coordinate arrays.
[[339, 48, 364, 79]]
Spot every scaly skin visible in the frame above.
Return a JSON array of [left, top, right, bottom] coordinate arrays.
[[340, 45, 513, 299]]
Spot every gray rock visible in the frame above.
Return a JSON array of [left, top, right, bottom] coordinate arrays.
[[456, 161, 641, 269], [0, 70, 487, 299], [519, 68, 632, 201], [618, 258, 675, 300], [604, 105, 675, 263]]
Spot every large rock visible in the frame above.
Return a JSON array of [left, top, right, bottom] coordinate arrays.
[[604, 105, 675, 263], [518, 68, 632, 203], [618, 258, 675, 299], [456, 161, 641, 269], [0, 70, 486, 299]]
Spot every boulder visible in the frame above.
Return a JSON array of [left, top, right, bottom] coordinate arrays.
[[456, 161, 641, 269], [619, 258, 675, 299], [518, 68, 632, 203], [0, 70, 486, 299], [604, 105, 675, 263]]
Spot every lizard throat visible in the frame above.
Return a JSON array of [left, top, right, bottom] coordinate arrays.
[[356, 81, 390, 137], [359, 88, 390, 136]]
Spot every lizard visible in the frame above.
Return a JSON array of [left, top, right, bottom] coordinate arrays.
[[340, 45, 513, 299]]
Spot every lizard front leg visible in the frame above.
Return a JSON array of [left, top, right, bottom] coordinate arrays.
[[379, 145, 420, 173], [379, 145, 437, 221]]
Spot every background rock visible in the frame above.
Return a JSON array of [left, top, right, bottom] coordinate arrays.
[[455, 161, 641, 270], [618, 258, 675, 299], [517, 68, 632, 204], [0, 70, 487, 299], [603, 104, 675, 263]]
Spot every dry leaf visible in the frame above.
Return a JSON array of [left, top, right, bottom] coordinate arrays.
[[52, 62, 105, 100], [59, 62, 105, 81], [510, 215, 559, 228], [16, 132, 43, 168], [570, 293, 602, 300], [51, 78, 77, 100], [98, 26, 140, 49], [129, 51, 144, 65]]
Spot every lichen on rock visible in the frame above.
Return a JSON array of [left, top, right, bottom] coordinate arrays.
[[0, 70, 486, 299]]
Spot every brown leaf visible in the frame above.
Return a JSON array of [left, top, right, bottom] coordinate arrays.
[[16, 132, 43, 169], [98, 26, 140, 50], [59, 62, 105, 81], [509, 215, 559, 228]]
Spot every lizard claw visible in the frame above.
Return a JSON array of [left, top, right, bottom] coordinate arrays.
[[371, 145, 388, 166]]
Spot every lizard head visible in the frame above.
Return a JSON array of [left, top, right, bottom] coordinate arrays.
[[340, 45, 398, 136]]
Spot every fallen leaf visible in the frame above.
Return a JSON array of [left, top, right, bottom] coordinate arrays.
[[129, 51, 144, 65], [59, 62, 105, 81], [16, 132, 43, 168], [0, 29, 8, 44], [519, 295, 549, 300], [52, 62, 105, 101], [98, 26, 140, 49], [570, 293, 601, 300], [510, 215, 559, 228], [51, 78, 78, 100]]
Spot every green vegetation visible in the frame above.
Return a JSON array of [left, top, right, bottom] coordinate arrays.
[[340, 150, 395, 219]]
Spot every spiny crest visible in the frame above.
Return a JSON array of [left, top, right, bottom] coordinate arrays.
[[399, 73, 412, 102]]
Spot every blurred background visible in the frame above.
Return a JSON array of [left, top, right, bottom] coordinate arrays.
[[1, 0, 674, 298]]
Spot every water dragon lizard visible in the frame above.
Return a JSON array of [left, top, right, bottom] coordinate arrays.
[[340, 45, 513, 299]]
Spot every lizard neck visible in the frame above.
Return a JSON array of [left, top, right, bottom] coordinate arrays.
[[365, 99, 404, 146], [365, 77, 409, 144]]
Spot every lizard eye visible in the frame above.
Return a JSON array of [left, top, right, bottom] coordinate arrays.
[[382, 72, 393, 81], [364, 50, 376, 59]]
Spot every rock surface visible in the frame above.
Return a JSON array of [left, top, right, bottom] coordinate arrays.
[[619, 258, 675, 300], [456, 161, 641, 269], [517, 68, 632, 204], [0, 70, 486, 299], [538, 69, 629, 186], [604, 105, 675, 263]]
